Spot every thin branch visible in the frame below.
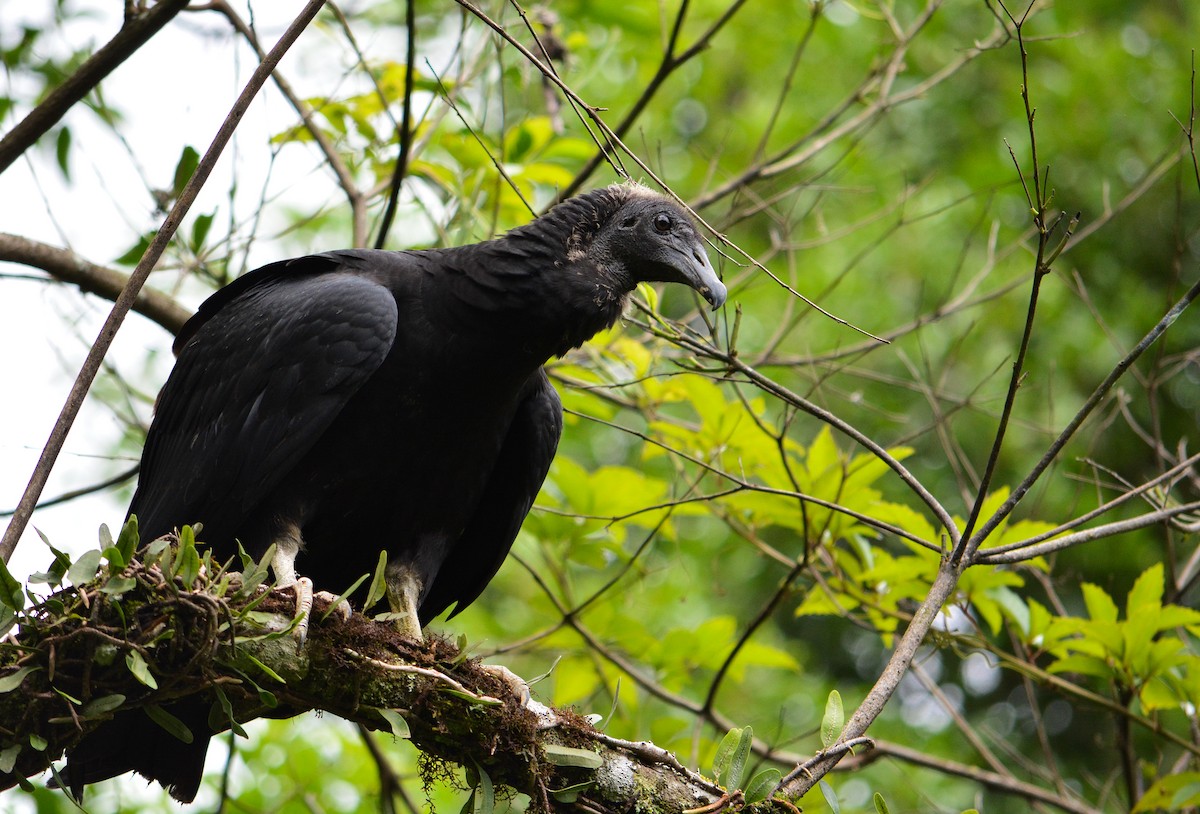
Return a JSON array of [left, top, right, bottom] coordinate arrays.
[[374, 0, 418, 249], [0, 464, 139, 519], [0, 0, 330, 564], [0, 233, 191, 335], [0, 0, 191, 175], [558, 0, 752, 200], [976, 500, 1200, 564], [964, 273, 1200, 562], [779, 559, 962, 795], [208, 0, 368, 247], [861, 740, 1099, 814]]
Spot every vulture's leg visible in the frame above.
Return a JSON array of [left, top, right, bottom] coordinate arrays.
[[271, 528, 349, 644], [384, 562, 424, 641]]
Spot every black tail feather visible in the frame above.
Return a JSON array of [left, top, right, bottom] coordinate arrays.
[[62, 702, 212, 803]]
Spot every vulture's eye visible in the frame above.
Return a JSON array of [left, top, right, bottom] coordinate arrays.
[[653, 214, 672, 234]]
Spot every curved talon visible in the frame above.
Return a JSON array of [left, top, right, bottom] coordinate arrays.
[[292, 577, 314, 644]]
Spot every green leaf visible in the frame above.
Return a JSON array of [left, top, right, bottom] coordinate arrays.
[[822, 690, 844, 749], [0, 556, 24, 611], [80, 694, 126, 718], [144, 703, 194, 743], [115, 230, 155, 266], [1081, 583, 1118, 624], [126, 650, 158, 689], [100, 575, 137, 596], [1133, 773, 1200, 813], [0, 745, 19, 774], [473, 762, 494, 814], [190, 212, 214, 251], [377, 708, 411, 739], [364, 550, 388, 611], [28, 733, 47, 752], [820, 779, 842, 814], [174, 525, 201, 586], [874, 792, 891, 814], [744, 768, 781, 804], [713, 727, 740, 785], [0, 666, 40, 693], [55, 126, 71, 179], [211, 685, 248, 738], [322, 572, 369, 621], [172, 145, 200, 198], [542, 745, 603, 769], [549, 780, 596, 804], [116, 516, 139, 567], [32, 528, 71, 587], [1047, 653, 1114, 679], [67, 549, 102, 588], [1127, 563, 1164, 616], [244, 653, 285, 684], [714, 725, 752, 790]]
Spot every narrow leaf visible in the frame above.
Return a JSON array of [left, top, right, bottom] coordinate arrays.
[[322, 572, 369, 621], [172, 145, 200, 198], [724, 724, 753, 791], [713, 727, 741, 784], [0, 557, 23, 611], [211, 686, 248, 738], [542, 745, 603, 769], [0, 666, 40, 693], [191, 212, 214, 250], [550, 781, 596, 804], [377, 708, 411, 739], [55, 126, 71, 179], [116, 516, 139, 567], [80, 694, 126, 718], [822, 690, 844, 749], [364, 550, 388, 611], [744, 768, 781, 804], [820, 780, 842, 814], [874, 792, 891, 814], [473, 762, 494, 814], [144, 704, 194, 743], [126, 651, 158, 689], [244, 653, 285, 684]]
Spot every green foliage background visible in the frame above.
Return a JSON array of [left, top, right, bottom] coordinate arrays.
[[2, 0, 1200, 812]]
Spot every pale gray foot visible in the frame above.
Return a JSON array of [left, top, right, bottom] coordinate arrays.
[[270, 533, 350, 644], [384, 561, 424, 641]]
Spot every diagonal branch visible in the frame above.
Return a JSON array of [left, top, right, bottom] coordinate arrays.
[[0, 233, 191, 335], [0, 0, 191, 176], [0, 0, 329, 564]]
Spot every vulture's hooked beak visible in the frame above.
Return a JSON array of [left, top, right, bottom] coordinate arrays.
[[685, 241, 727, 310]]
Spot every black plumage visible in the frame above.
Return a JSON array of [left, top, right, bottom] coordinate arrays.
[[61, 183, 725, 801]]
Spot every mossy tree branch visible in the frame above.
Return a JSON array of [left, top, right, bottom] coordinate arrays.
[[0, 551, 787, 814]]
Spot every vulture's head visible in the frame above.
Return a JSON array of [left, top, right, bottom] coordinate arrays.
[[586, 185, 727, 310], [529, 184, 726, 311]]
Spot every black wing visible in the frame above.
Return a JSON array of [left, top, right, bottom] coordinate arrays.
[[419, 369, 563, 624], [130, 256, 400, 548]]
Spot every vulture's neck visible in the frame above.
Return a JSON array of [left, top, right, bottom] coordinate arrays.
[[437, 206, 634, 360]]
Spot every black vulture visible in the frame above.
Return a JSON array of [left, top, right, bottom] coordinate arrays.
[[61, 183, 725, 801]]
